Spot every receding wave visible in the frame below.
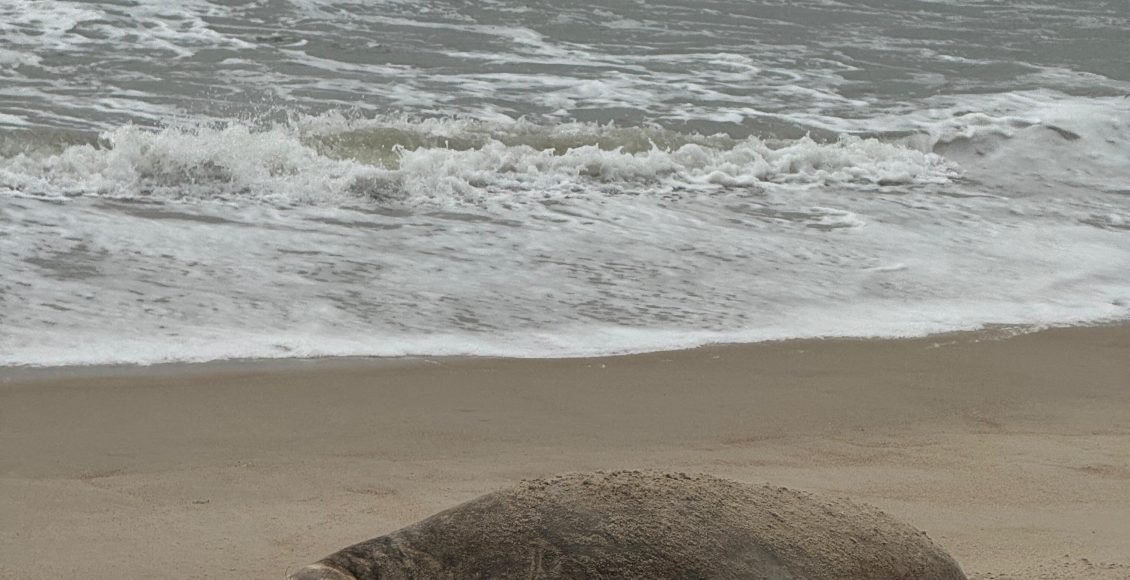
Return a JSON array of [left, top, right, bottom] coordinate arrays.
[[3, 107, 1128, 367], [0, 115, 959, 206]]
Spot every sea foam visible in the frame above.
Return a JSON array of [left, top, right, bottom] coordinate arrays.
[[0, 115, 958, 206], [1, 111, 1128, 367]]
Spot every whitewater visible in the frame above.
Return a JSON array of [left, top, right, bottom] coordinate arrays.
[[1, 0, 1128, 366]]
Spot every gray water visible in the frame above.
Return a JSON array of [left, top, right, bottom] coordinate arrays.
[[1, 0, 1128, 365]]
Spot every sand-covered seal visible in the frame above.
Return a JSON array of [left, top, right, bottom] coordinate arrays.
[[290, 471, 966, 579]]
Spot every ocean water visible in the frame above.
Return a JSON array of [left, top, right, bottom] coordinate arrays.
[[1, 0, 1128, 366]]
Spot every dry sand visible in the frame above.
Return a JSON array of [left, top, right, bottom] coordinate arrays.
[[1, 325, 1128, 579]]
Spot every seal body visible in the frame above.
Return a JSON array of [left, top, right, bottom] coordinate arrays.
[[291, 471, 966, 580]]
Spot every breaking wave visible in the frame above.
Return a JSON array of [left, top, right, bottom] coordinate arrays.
[[0, 115, 959, 207]]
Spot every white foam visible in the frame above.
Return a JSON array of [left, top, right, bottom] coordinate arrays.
[[0, 1, 104, 51], [0, 116, 958, 207], [0, 47, 39, 68], [774, 90, 1130, 200], [920, 93, 1130, 195], [2, 104, 1128, 367], [1, 122, 1127, 367], [0, 123, 370, 202]]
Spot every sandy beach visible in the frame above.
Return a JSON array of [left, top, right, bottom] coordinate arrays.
[[1, 325, 1128, 579]]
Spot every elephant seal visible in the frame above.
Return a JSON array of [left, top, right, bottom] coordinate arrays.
[[290, 471, 966, 579]]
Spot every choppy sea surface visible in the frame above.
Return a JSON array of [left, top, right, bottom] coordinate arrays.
[[1, 0, 1128, 366]]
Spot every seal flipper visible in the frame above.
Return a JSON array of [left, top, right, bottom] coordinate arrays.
[[288, 562, 356, 580]]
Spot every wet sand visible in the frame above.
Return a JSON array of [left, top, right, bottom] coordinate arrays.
[[1, 325, 1128, 579]]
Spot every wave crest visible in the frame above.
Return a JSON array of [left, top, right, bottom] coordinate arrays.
[[0, 115, 959, 206]]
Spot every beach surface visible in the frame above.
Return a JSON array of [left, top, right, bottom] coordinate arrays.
[[1, 325, 1128, 579]]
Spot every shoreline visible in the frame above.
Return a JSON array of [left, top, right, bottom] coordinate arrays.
[[2, 324, 1129, 578], [3, 320, 1123, 381]]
